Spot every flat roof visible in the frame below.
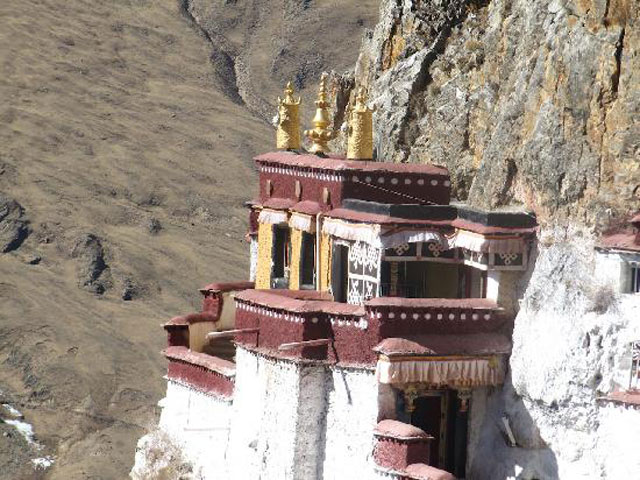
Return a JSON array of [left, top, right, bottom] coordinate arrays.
[[255, 151, 449, 176], [374, 333, 512, 357]]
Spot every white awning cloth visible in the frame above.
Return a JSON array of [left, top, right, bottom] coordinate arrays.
[[258, 209, 288, 225], [322, 218, 526, 254], [447, 230, 524, 254], [321, 218, 446, 249], [376, 356, 506, 387], [289, 212, 315, 232]]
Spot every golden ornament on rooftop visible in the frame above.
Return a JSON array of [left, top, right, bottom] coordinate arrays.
[[304, 73, 337, 155], [276, 82, 301, 150], [346, 86, 374, 161]]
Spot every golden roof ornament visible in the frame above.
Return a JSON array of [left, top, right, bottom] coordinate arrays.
[[275, 82, 301, 150], [304, 73, 337, 155], [346, 87, 374, 161]]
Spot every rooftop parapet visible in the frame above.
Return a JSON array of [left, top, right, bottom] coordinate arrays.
[[255, 151, 451, 207], [164, 346, 235, 399], [233, 290, 510, 366]]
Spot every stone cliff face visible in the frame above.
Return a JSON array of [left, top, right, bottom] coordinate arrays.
[[355, 0, 638, 225], [350, 1, 640, 478]]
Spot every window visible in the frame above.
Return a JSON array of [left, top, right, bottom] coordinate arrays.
[[272, 226, 290, 288], [379, 260, 461, 299], [331, 244, 349, 303], [630, 262, 640, 293], [300, 232, 316, 289], [631, 341, 640, 390]]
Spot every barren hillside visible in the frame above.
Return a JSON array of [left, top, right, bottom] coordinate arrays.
[[0, 0, 376, 478]]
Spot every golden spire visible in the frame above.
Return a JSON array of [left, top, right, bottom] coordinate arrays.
[[304, 73, 337, 155], [276, 82, 301, 150], [347, 87, 374, 161]]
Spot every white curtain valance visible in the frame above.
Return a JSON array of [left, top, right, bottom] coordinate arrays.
[[322, 218, 527, 254], [382, 230, 447, 249], [322, 218, 446, 249], [258, 209, 289, 225], [447, 230, 524, 254], [376, 357, 506, 387], [289, 212, 315, 233], [322, 218, 382, 246]]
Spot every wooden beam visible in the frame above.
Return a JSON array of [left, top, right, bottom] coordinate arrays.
[[278, 339, 331, 351], [206, 328, 259, 341]]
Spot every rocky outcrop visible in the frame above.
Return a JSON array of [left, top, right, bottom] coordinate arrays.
[[71, 234, 112, 294], [0, 193, 29, 253], [355, 0, 639, 225]]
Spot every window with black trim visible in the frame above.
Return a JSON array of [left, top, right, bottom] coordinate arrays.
[[272, 225, 290, 288], [300, 232, 316, 289]]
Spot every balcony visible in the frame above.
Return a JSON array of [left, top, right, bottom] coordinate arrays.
[[164, 346, 235, 399], [233, 289, 510, 367]]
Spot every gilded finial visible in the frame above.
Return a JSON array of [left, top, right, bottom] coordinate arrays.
[[346, 86, 374, 161], [276, 81, 301, 150], [304, 73, 337, 155]]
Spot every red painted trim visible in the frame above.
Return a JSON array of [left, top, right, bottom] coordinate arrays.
[[233, 291, 510, 365], [165, 347, 235, 398], [374, 435, 432, 471]]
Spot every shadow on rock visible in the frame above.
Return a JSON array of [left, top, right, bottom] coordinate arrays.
[[0, 193, 29, 253]]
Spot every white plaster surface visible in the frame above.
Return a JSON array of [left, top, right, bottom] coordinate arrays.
[[226, 348, 300, 479], [468, 226, 640, 479], [322, 367, 379, 480], [131, 380, 232, 479], [161, 381, 232, 477], [132, 351, 381, 480], [227, 348, 330, 480]]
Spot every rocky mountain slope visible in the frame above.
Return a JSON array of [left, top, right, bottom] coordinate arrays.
[[0, 0, 375, 478], [356, 0, 638, 225]]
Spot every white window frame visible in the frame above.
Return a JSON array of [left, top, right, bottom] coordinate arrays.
[[629, 262, 640, 294], [631, 341, 640, 391]]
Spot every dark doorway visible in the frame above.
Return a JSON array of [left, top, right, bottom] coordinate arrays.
[[410, 390, 468, 475], [380, 261, 459, 298], [445, 393, 469, 478], [411, 395, 444, 466], [331, 244, 349, 302]]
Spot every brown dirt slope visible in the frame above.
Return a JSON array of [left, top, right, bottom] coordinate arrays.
[[0, 0, 375, 478]]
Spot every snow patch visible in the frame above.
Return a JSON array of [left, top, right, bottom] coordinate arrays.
[[2, 403, 23, 418], [5, 418, 40, 446], [32, 456, 55, 470]]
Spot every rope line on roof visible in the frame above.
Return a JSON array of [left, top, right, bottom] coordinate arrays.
[[352, 179, 437, 205]]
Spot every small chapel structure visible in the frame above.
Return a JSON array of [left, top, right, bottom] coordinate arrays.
[[159, 74, 538, 480]]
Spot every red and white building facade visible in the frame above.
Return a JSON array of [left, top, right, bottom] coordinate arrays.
[[153, 149, 540, 480]]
